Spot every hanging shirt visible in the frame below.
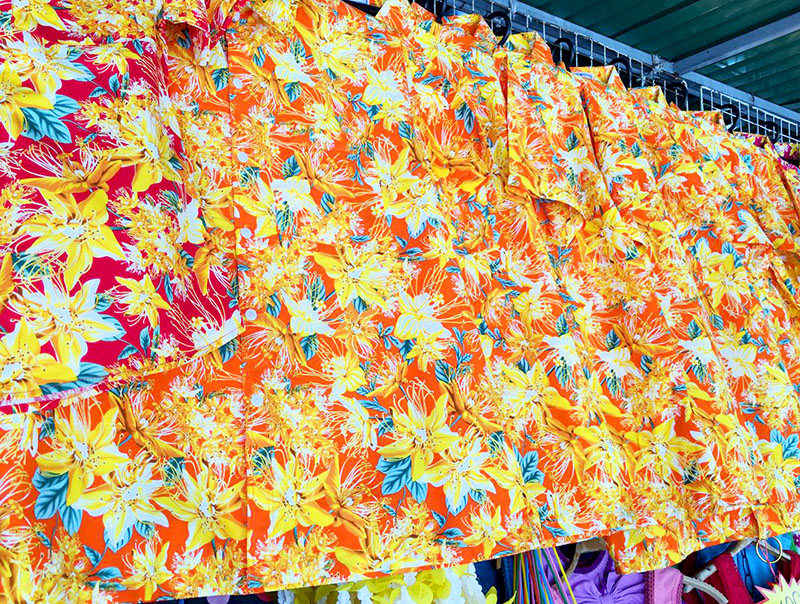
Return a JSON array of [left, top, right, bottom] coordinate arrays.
[[4, 0, 800, 600], [571, 66, 745, 537], [0, 0, 242, 411]]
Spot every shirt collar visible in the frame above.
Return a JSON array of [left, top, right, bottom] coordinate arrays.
[[507, 32, 556, 67]]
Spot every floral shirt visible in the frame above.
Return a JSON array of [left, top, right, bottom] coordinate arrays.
[[0, 0, 242, 409], [3, 0, 800, 601]]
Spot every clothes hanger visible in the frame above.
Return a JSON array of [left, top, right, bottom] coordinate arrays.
[[485, 8, 512, 46], [682, 576, 729, 603], [548, 36, 575, 68], [719, 102, 741, 133], [341, 0, 380, 16], [761, 120, 780, 143], [665, 81, 689, 110], [608, 56, 631, 88], [340, 0, 445, 20], [684, 537, 791, 600], [422, 0, 447, 22], [563, 537, 606, 577]]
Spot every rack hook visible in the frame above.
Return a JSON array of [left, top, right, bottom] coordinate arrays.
[[719, 103, 741, 133], [608, 56, 631, 88], [548, 36, 574, 68], [485, 9, 512, 46]]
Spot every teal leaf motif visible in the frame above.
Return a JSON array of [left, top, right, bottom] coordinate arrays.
[[219, 337, 238, 364], [104, 525, 132, 553], [687, 319, 703, 340], [20, 106, 71, 143], [117, 344, 138, 360], [408, 479, 427, 503], [376, 456, 411, 496], [94, 567, 122, 580], [60, 505, 82, 535], [32, 470, 67, 519], [84, 545, 102, 568], [282, 155, 301, 179], [212, 68, 229, 91], [434, 360, 454, 384], [285, 82, 302, 103], [300, 334, 319, 360], [605, 329, 621, 351]]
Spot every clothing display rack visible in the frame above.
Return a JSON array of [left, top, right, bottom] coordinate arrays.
[[452, 0, 800, 144]]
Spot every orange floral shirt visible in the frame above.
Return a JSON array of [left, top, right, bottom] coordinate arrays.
[[3, 1, 800, 601]]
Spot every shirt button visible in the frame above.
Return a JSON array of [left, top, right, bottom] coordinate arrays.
[[240, 227, 253, 239], [244, 308, 258, 321]]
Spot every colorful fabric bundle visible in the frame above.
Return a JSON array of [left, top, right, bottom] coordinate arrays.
[[3, 0, 800, 602]]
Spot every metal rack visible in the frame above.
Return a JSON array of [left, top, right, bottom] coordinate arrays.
[[451, 0, 800, 144]]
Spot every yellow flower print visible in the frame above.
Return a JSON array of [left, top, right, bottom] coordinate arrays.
[[364, 146, 416, 206], [626, 418, 703, 480], [420, 432, 495, 512], [0, 253, 14, 310], [406, 328, 448, 371], [705, 254, 750, 308], [323, 455, 371, 540], [36, 407, 129, 506], [295, 153, 355, 199], [513, 283, 552, 326], [394, 292, 447, 341], [0, 62, 53, 139], [11, 278, 120, 368], [363, 67, 404, 106], [121, 541, 173, 601], [284, 295, 334, 337], [20, 155, 122, 194], [155, 463, 246, 551], [333, 307, 379, 355], [272, 176, 319, 216], [574, 423, 633, 480], [546, 488, 583, 536], [384, 181, 445, 238], [325, 350, 367, 397], [719, 342, 758, 380], [75, 451, 168, 544], [736, 209, 772, 246], [267, 46, 315, 86], [0, 319, 77, 399], [295, 16, 361, 80], [4, 33, 94, 97], [115, 275, 171, 328], [756, 441, 800, 500], [463, 504, 507, 558], [313, 246, 391, 310], [337, 396, 378, 451], [678, 335, 718, 366], [10, 0, 65, 32], [596, 346, 643, 382], [422, 230, 459, 268], [85, 43, 140, 75], [251, 453, 333, 538], [109, 106, 181, 193], [486, 444, 546, 515], [25, 189, 125, 288], [175, 200, 207, 246], [556, 142, 590, 176], [378, 394, 459, 481], [499, 360, 571, 424]]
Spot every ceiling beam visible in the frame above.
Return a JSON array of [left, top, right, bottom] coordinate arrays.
[[673, 12, 800, 74]]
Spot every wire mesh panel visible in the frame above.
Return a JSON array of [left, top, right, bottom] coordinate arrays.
[[450, 0, 800, 143], [698, 87, 800, 143]]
